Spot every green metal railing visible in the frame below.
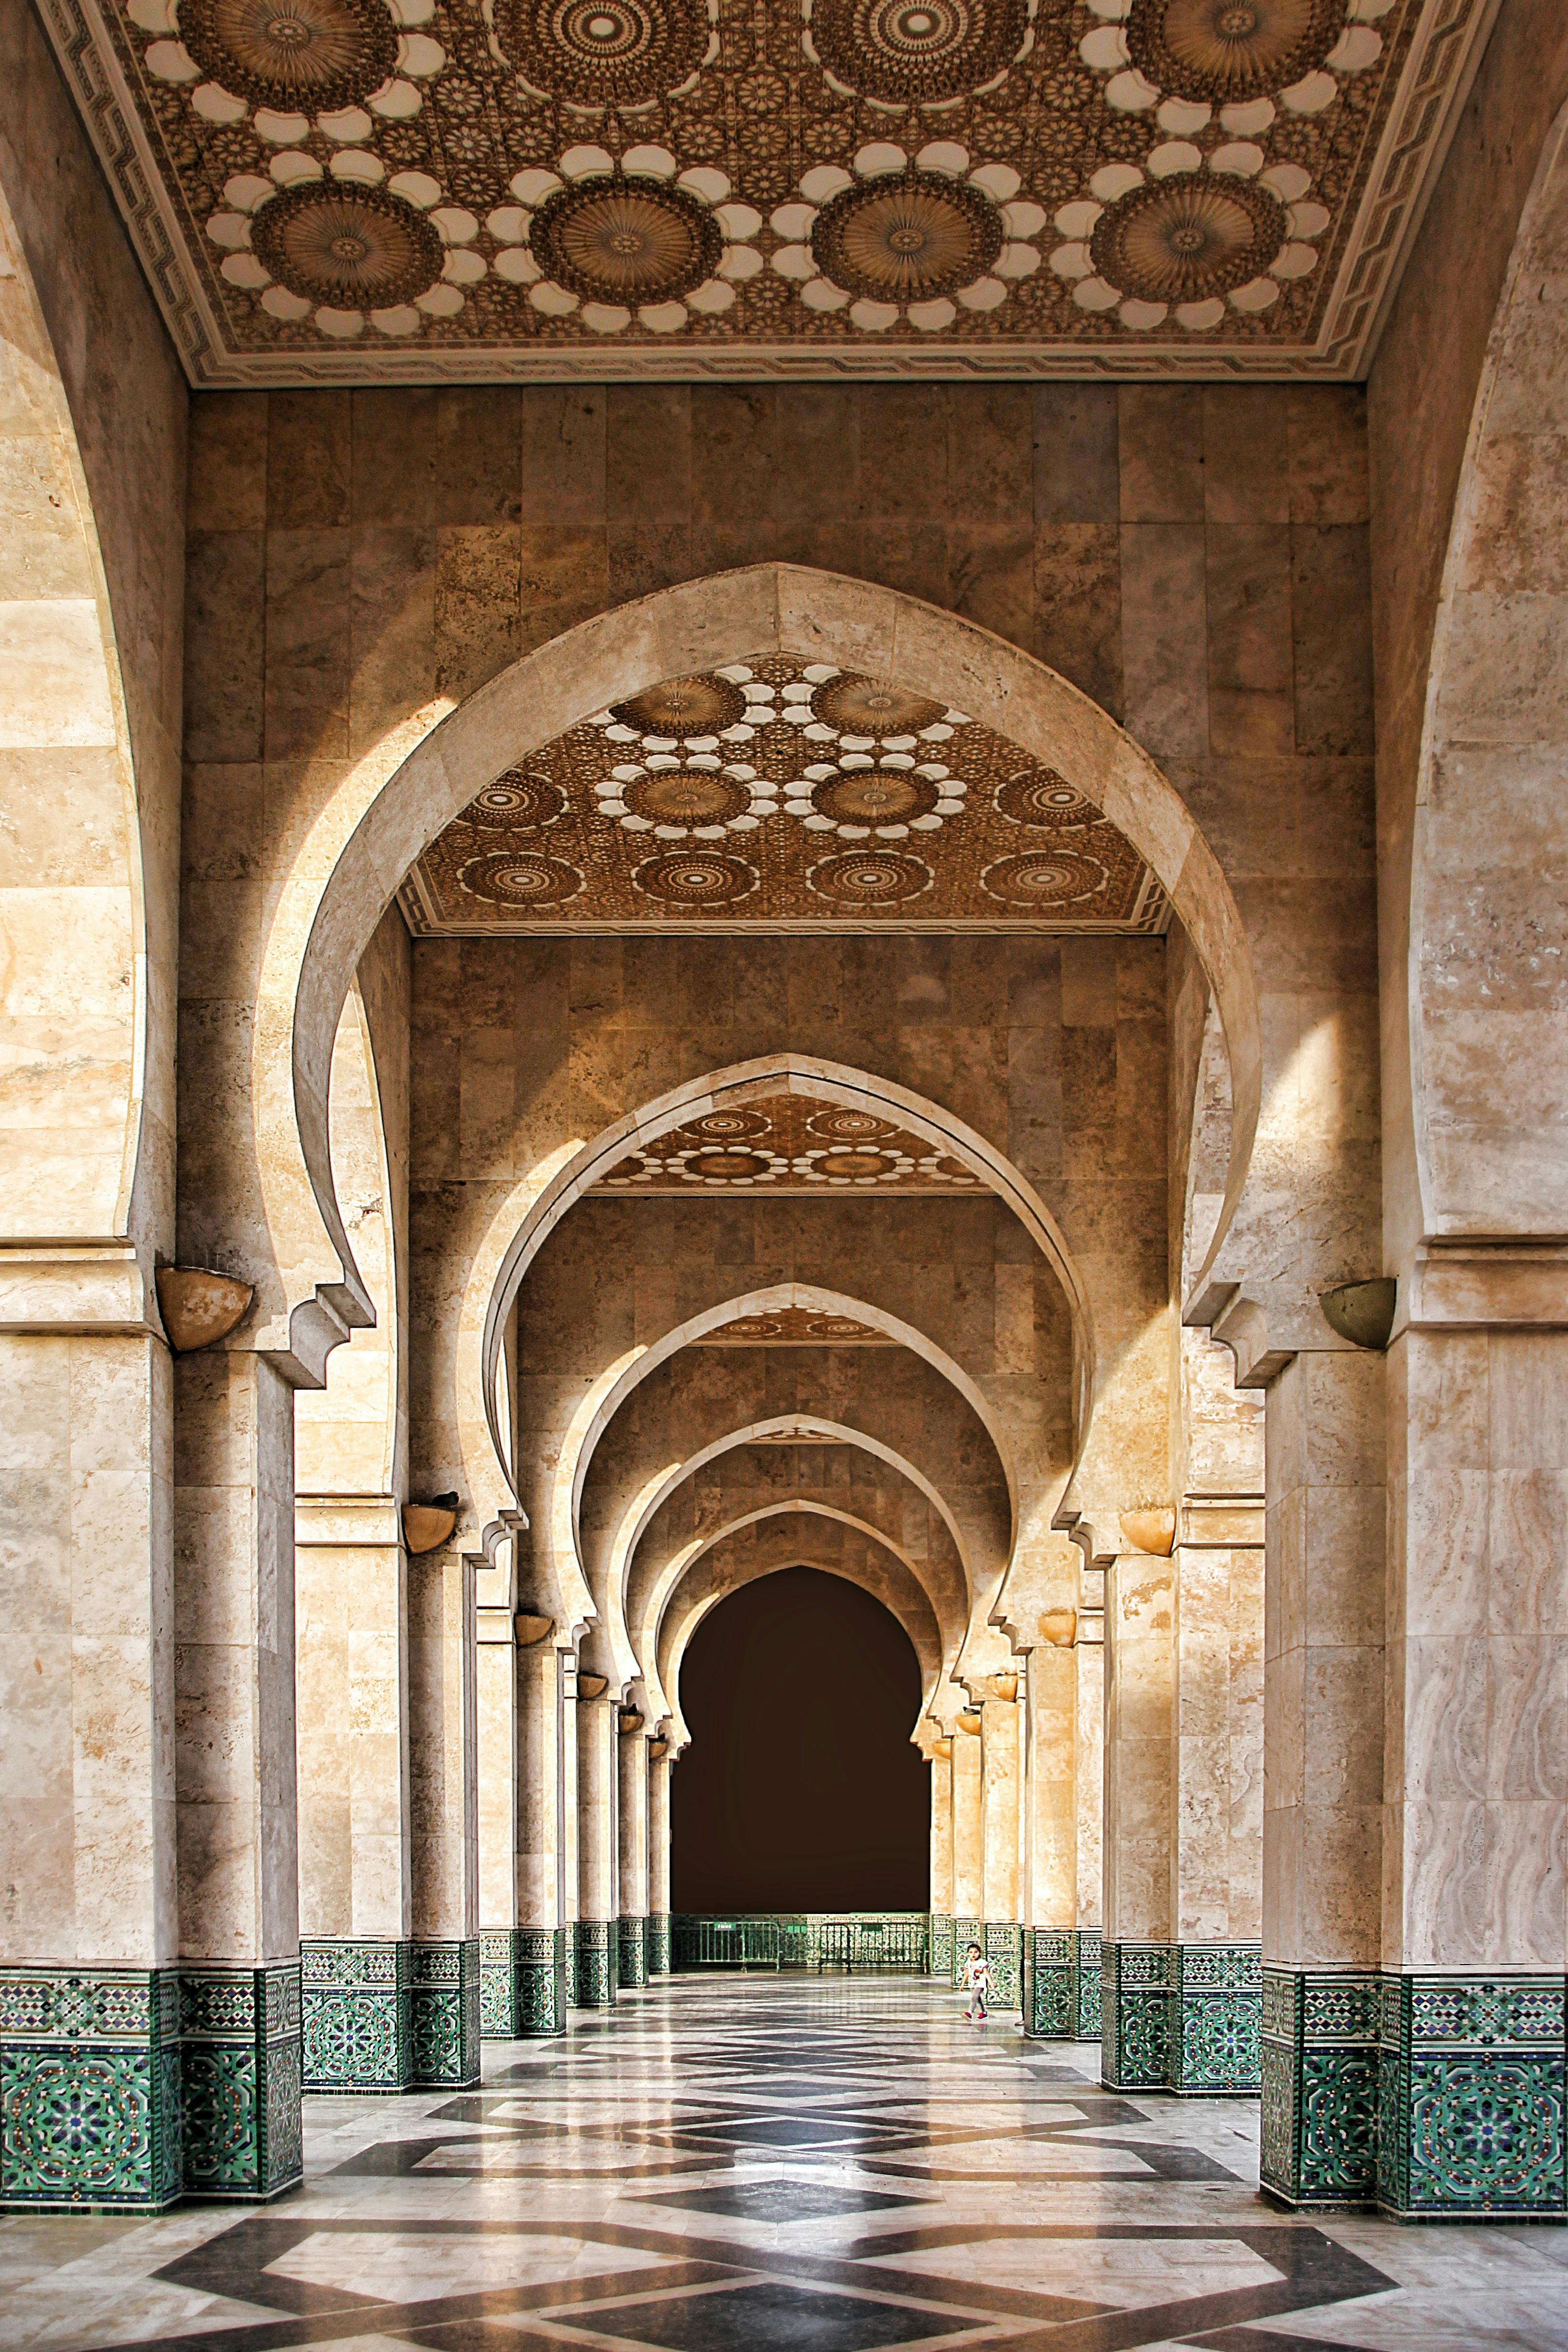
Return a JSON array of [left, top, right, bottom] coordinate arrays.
[[670, 1913, 931, 1973]]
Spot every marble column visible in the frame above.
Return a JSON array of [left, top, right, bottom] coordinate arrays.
[[949, 1714, 984, 1987], [1101, 1536, 1174, 2089], [980, 1685, 1022, 2009], [478, 1621, 567, 2037], [561, 1676, 580, 2007], [1075, 1621, 1104, 2038], [1101, 1497, 1264, 2095], [1023, 1632, 1088, 2038], [295, 1495, 415, 2093], [1260, 1350, 1385, 2204], [1370, 1317, 1567, 2219], [616, 1718, 649, 1989], [170, 1349, 303, 2200], [0, 1322, 182, 2212], [574, 1686, 617, 2007], [406, 1549, 480, 2086], [646, 1746, 671, 1976], [928, 1741, 954, 1981]]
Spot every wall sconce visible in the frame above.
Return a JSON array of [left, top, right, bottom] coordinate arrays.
[[514, 1613, 554, 1646], [957, 1710, 982, 1735], [990, 1673, 1018, 1702], [1120, 1506, 1176, 1556], [1038, 1608, 1078, 1647], [403, 1494, 459, 1554], [1319, 1277, 1397, 1350], [932, 1737, 953, 1759], [618, 1709, 644, 1735], [156, 1265, 253, 1353], [577, 1673, 609, 1699]]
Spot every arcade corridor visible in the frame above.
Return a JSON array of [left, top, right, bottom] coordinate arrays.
[[3, 1979, 1564, 2352]]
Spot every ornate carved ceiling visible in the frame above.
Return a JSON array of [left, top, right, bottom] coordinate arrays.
[[398, 653, 1168, 932], [49, 0, 1491, 381], [693, 1308, 895, 1341], [590, 1091, 987, 1190]]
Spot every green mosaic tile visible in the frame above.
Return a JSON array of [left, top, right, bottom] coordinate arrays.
[[1024, 1929, 1073, 2036], [617, 1915, 649, 1989], [1377, 1973, 1566, 2218], [411, 1940, 480, 2087], [1170, 1946, 1260, 2094], [562, 1928, 579, 2009], [0, 1968, 183, 2212], [518, 1928, 567, 2035], [983, 1923, 1021, 2009], [1076, 1930, 1102, 2040], [1260, 1966, 1379, 2207], [1101, 1943, 1171, 2089], [574, 1921, 616, 2009], [480, 1930, 519, 2038], [181, 1962, 302, 2201], [299, 1939, 412, 2093], [929, 1914, 954, 1979], [646, 1914, 671, 1977]]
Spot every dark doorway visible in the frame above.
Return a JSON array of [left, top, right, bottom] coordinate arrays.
[[670, 1565, 930, 1912]]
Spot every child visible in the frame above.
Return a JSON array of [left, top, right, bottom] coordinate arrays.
[[961, 1941, 993, 2022]]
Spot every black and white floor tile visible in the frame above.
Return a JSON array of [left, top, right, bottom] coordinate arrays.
[[4, 1979, 1568, 2352]]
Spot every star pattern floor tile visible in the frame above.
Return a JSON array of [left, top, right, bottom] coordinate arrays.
[[4, 1978, 1567, 2352]]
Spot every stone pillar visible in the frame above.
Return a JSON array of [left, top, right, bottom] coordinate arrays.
[[574, 1685, 617, 2008], [1372, 1318, 1567, 2219], [295, 1495, 415, 2094], [478, 1618, 566, 2039], [1168, 1500, 1264, 2095], [1101, 1537, 1174, 2089], [561, 1674, 579, 2007], [1101, 1498, 1265, 2096], [1023, 1631, 1081, 2037], [928, 1741, 954, 1981], [949, 1714, 984, 1986], [616, 1717, 649, 1990], [0, 1319, 183, 2213], [980, 1685, 1022, 2010], [646, 1745, 671, 1976], [1260, 1350, 1385, 2205], [1075, 1621, 1104, 2038], [406, 1549, 480, 2087], [172, 1349, 303, 2201]]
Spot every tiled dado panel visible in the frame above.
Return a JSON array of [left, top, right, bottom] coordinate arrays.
[[618, 1916, 649, 1991], [930, 1915, 954, 1982], [646, 1915, 671, 1979], [0, 1969, 183, 2212], [411, 1942, 482, 2087], [0, 1964, 304, 2212], [1262, 1971, 1566, 2217], [1025, 1928, 1101, 2041], [302, 1941, 481, 2089], [180, 1965, 303, 2201], [949, 1921, 1021, 2010], [481, 1928, 569, 2038], [574, 1921, 617, 2009], [1102, 1944, 1261, 2095]]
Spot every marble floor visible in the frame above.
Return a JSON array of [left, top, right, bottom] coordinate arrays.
[[3, 1977, 1568, 2352]]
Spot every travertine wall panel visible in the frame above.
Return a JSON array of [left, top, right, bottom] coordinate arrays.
[[1368, 0, 1568, 1269], [0, 0, 186, 1259]]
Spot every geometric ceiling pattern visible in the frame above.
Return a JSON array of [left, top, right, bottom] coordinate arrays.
[[49, 0, 1489, 380], [693, 1306, 896, 1341], [398, 654, 1169, 933], [592, 1092, 988, 1190]]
